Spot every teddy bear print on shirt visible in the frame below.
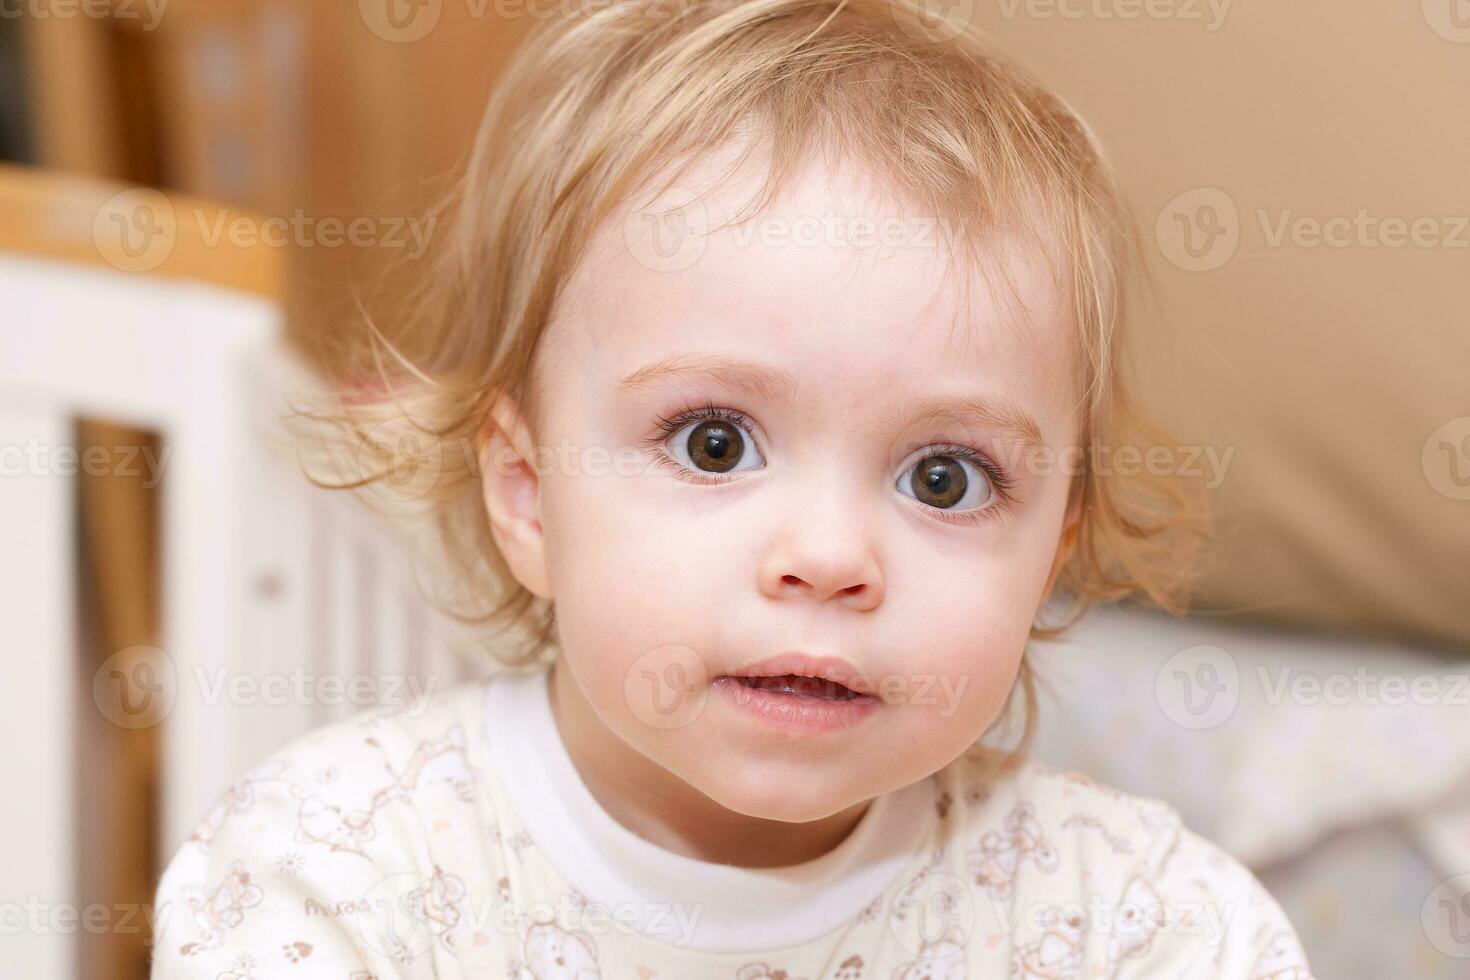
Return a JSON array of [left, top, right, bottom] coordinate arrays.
[[1009, 906, 1085, 980], [890, 924, 967, 980], [1104, 874, 1166, 965], [514, 919, 601, 979], [965, 802, 1058, 899], [402, 864, 470, 948], [175, 860, 264, 956], [292, 724, 477, 859], [186, 760, 291, 851]]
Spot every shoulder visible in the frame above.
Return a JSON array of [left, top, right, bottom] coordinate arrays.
[[176, 678, 491, 854], [932, 750, 1179, 869], [928, 752, 1313, 978], [150, 679, 498, 977]]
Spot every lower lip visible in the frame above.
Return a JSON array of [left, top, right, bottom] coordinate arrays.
[[711, 675, 881, 735]]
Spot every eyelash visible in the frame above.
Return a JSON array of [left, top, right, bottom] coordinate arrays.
[[642, 401, 1019, 527]]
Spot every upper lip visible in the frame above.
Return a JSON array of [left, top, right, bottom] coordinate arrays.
[[720, 653, 879, 700]]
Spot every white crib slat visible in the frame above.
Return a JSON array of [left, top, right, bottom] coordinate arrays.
[[373, 558, 407, 704], [323, 507, 359, 724], [244, 430, 316, 749], [0, 409, 75, 978]]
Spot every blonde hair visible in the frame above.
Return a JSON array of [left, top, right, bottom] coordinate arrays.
[[295, 0, 1209, 760]]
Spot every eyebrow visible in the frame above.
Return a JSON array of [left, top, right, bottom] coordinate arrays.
[[618, 351, 1045, 451], [618, 351, 802, 405]]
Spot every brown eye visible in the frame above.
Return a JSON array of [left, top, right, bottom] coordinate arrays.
[[898, 452, 993, 512], [665, 414, 764, 476], [911, 455, 966, 507], [687, 420, 743, 472]]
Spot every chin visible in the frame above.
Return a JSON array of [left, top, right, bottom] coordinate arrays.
[[685, 755, 866, 825]]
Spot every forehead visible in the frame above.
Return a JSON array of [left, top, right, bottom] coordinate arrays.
[[544, 148, 1080, 440]]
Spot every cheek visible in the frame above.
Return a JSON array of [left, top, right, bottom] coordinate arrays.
[[538, 470, 726, 691], [883, 548, 1047, 728]]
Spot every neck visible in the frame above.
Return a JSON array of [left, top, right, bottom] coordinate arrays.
[[547, 658, 871, 868]]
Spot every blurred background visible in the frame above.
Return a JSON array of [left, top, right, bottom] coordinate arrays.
[[0, 1, 1466, 977]]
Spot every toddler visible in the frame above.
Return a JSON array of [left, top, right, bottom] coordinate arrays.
[[150, 0, 1313, 976]]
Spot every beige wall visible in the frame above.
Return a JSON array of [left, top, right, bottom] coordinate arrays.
[[963, 0, 1470, 649]]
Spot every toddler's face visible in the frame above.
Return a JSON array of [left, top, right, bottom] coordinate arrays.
[[488, 150, 1082, 823]]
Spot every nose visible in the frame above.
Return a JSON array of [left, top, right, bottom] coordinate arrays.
[[756, 495, 885, 611]]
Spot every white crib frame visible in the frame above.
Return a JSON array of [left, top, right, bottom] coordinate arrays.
[[1, 252, 465, 976]]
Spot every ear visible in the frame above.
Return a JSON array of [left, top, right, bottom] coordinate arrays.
[[477, 394, 552, 599], [1040, 476, 1084, 601]]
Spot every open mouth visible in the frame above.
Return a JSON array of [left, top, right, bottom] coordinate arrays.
[[728, 673, 871, 701]]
